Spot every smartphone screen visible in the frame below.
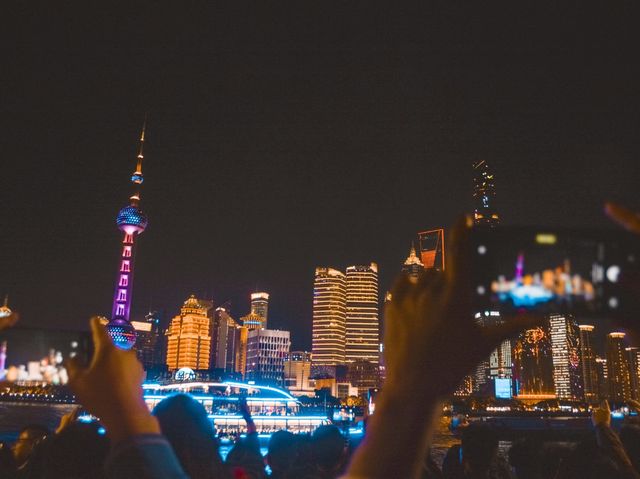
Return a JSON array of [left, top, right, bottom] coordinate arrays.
[[471, 227, 639, 317], [0, 327, 92, 385]]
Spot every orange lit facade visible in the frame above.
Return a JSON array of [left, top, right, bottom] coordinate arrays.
[[417, 229, 445, 272], [165, 295, 212, 371]]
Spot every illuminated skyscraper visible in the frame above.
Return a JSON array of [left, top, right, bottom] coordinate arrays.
[[596, 356, 608, 400], [250, 293, 269, 325], [165, 295, 212, 371], [107, 122, 149, 349], [239, 293, 269, 330], [245, 329, 291, 386], [579, 325, 599, 403], [606, 332, 632, 402], [346, 263, 379, 364], [212, 306, 242, 372], [472, 311, 512, 394], [626, 347, 640, 400], [312, 268, 347, 368], [418, 229, 445, 271], [284, 351, 313, 396], [549, 314, 583, 400], [513, 326, 555, 398], [241, 313, 264, 330], [472, 160, 500, 227], [401, 244, 424, 279], [131, 311, 164, 372]]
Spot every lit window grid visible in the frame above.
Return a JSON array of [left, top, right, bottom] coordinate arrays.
[[166, 313, 212, 370], [346, 267, 379, 363], [312, 270, 347, 366]]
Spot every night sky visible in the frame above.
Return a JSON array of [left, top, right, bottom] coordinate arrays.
[[2, 4, 638, 350]]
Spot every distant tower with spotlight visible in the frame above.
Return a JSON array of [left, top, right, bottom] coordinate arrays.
[[472, 160, 500, 228], [106, 121, 149, 349]]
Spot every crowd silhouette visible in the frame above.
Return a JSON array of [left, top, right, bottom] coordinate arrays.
[[1, 203, 639, 478]]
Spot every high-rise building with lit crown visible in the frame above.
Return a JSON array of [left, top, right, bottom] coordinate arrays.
[[549, 314, 583, 400], [106, 122, 149, 349], [250, 293, 269, 325], [606, 332, 632, 402], [165, 295, 212, 371], [472, 160, 500, 227], [312, 268, 347, 367], [579, 325, 599, 403], [346, 263, 379, 364], [401, 244, 424, 279]]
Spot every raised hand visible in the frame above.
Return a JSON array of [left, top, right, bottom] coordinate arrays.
[[592, 400, 611, 427], [67, 317, 159, 442], [384, 216, 539, 396]]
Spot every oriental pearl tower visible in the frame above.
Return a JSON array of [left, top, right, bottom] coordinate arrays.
[[106, 121, 149, 349]]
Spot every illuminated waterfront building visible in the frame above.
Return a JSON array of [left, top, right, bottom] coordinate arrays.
[[347, 359, 380, 396], [472, 311, 511, 394], [245, 329, 291, 387], [606, 332, 632, 402], [346, 263, 379, 364], [131, 311, 164, 372], [472, 160, 500, 227], [212, 306, 242, 372], [284, 351, 313, 396], [579, 325, 599, 403], [235, 326, 249, 377], [549, 314, 583, 400], [106, 122, 149, 349], [165, 295, 212, 371], [596, 356, 608, 400], [513, 326, 554, 397], [401, 244, 424, 279], [250, 293, 269, 326], [626, 347, 640, 400], [240, 312, 264, 331], [312, 268, 347, 368]]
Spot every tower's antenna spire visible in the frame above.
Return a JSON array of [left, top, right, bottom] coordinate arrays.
[[135, 114, 147, 175], [2, 295, 8, 308], [130, 115, 147, 204]]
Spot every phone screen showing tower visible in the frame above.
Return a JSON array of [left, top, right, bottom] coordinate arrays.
[[472, 227, 638, 317]]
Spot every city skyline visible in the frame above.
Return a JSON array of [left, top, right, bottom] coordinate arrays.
[[3, 5, 639, 352]]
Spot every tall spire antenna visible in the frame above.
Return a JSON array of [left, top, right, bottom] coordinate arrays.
[[135, 114, 147, 175], [2, 295, 8, 308]]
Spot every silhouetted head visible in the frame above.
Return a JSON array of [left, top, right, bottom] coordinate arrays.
[[226, 440, 266, 479], [153, 393, 226, 479], [267, 430, 298, 477], [461, 423, 499, 475], [12, 424, 49, 467], [311, 425, 345, 474], [40, 421, 110, 478]]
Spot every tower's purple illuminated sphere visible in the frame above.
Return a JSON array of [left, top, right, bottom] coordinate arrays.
[[106, 319, 137, 350], [116, 205, 148, 234]]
